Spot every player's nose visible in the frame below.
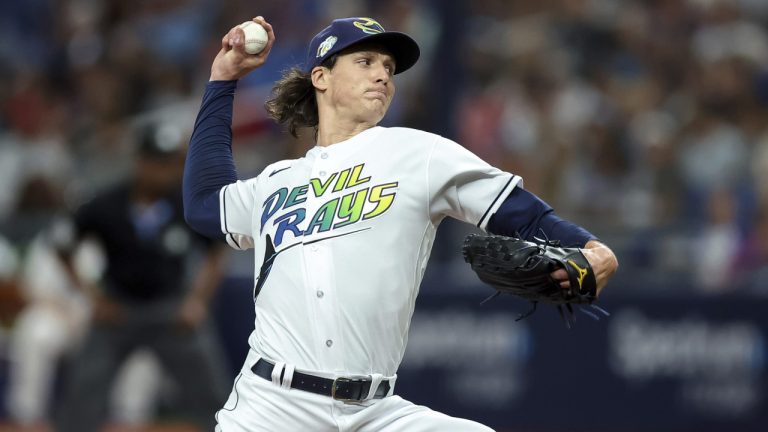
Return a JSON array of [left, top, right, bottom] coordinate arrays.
[[372, 62, 390, 84]]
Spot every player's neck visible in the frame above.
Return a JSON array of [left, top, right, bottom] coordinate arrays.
[[315, 111, 377, 147]]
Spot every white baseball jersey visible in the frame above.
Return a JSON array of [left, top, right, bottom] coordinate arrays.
[[219, 126, 520, 377]]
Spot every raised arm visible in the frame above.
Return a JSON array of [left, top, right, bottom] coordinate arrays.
[[183, 17, 276, 239]]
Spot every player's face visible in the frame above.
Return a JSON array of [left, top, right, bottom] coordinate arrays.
[[136, 153, 184, 195], [324, 46, 396, 124]]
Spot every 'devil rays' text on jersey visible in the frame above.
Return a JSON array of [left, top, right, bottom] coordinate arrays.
[[219, 126, 519, 377]]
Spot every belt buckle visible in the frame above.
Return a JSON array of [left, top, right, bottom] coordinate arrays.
[[331, 375, 370, 401]]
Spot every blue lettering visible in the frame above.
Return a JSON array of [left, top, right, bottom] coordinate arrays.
[[285, 185, 308, 208], [273, 208, 305, 246], [261, 188, 288, 232]]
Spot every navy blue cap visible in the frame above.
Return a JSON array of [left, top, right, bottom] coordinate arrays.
[[306, 17, 420, 75]]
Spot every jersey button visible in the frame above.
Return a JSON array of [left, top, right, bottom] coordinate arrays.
[[326, 339, 333, 347], [319, 170, 326, 176], [316, 290, 324, 298], [321, 153, 328, 159]]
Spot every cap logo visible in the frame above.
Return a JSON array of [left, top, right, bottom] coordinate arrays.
[[353, 18, 385, 35], [316, 35, 338, 58]]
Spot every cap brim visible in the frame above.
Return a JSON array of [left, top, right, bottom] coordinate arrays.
[[342, 32, 421, 75]]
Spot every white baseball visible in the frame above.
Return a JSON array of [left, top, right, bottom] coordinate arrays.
[[239, 21, 268, 54]]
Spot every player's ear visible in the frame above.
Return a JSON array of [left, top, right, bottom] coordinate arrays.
[[311, 66, 329, 91]]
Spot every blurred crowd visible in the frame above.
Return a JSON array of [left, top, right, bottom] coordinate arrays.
[[1, 0, 768, 426], [449, 0, 768, 294]]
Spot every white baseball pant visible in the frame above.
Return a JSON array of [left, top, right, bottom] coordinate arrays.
[[214, 351, 495, 432]]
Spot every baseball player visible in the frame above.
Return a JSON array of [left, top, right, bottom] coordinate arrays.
[[183, 16, 618, 431], [54, 124, 229, 432]]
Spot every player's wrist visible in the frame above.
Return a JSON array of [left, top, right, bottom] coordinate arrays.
[[208, 77, 239, 85], [583, 239, 603, 249], [210, 67, 243, 82]]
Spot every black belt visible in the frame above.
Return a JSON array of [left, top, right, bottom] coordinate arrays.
[[251, 359, 391, 402]]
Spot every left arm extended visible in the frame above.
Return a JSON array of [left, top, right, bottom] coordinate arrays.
[[487, 187, 618, 295]]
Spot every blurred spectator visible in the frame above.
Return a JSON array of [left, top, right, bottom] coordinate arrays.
[[732, 205, 768, 293], [691, 187, 742, 293], [677, 107, 750, 226], [52, 123, 229, 432], [5, 221, 168, 429], [752, 130, 768, 207], [0, 75, 73, 221], [0, 234, 21, 327]]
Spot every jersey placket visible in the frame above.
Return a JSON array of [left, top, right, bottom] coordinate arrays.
[[302, 149, 344, 371]]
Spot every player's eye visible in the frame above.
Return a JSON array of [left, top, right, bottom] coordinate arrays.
[[357, 58, 371, 66]]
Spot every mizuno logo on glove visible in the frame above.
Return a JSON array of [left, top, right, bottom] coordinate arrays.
[[567, 259, 588, 291]]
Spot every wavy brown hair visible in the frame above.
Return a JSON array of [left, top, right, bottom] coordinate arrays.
[[265, 55, 338, 138]]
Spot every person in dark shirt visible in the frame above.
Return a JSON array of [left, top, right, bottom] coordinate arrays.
[[54, 123, 229, 432]]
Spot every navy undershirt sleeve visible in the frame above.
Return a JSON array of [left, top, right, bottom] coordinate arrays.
[[182, 80, 239, 239], [487, 187, 597, 247]]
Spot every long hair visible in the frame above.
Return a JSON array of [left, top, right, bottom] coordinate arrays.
[[265, 55, 338, 138]]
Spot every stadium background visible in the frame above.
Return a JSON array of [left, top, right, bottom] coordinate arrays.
[[0, 0, 767, 430]]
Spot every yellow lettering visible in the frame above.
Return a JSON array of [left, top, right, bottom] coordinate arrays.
[[334, 189, 368, 228], [309, 173, 337, 197], [333, 168, 350, 192], [363, 183, 398, 220], [347, 164, 371, 188]]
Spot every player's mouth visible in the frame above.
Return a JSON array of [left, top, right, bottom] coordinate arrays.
[[365, 88, 388, 102]]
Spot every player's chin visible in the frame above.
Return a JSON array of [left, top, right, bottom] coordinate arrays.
[[363, 93, 390, 107], [359, 102, 389, 123]]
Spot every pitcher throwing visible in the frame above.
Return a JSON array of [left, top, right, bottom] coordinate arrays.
[[183, 15, 618, 431]]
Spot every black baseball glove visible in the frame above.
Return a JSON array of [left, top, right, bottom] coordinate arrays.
[[462, 234, 608, 327]]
